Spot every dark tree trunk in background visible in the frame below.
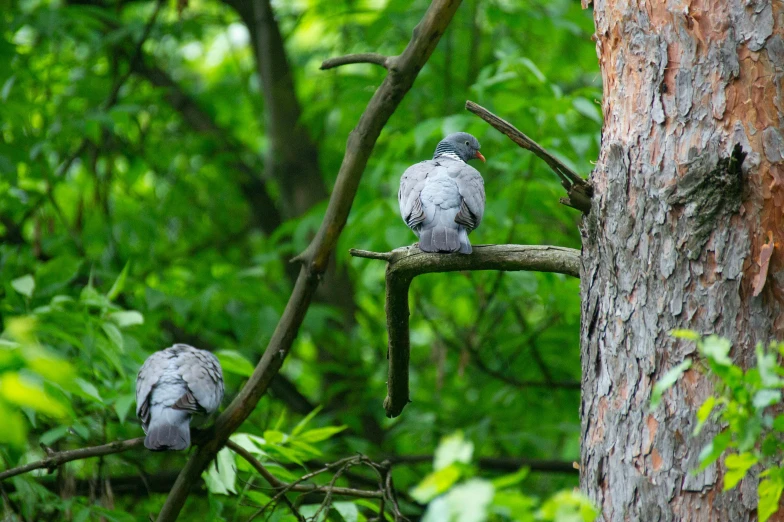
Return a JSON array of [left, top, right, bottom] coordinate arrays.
[[580, 0, 782, 519]]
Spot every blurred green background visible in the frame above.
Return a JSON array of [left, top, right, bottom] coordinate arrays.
[[0, 0, 600, 519]]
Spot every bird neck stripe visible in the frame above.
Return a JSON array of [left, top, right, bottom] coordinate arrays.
[[433, 143, 463, 162]]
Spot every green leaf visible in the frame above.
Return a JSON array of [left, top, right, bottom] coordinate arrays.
[[296, 425, 347, 443], [491, 467, 530, 490], [332, 502, 359, 522], [698, 431, 732, 470], [216, 349, 255, 377], [701, 335, 733, 366], [757, 343, 784, 387], [759, 471, 784, 522], [537, 490, 598, 522], [292, 405, 323, 436], [753, 390, 781, 410], [410, 463, 463, 503], [11, 274, 35, 298], [107, 261, 130, 300], [670, 329, 700, 341], [434, 431, 474, 470], [71, 377, 103, 403], [108, 311, 144, 327], [202, 446, 237, 495], [263, 429, 286, 445], [39, 425, 70, 446], [101, 322, 124, 352], [114, 394, 135, 424], [650, 359, 692, 408], [694, 396, 717, 435], [572, 97, 601, 123], [0, 402, 27, 447], [437, 479, 495, 522], [724, 452, 758, 490], [0, 372, 69, 418]]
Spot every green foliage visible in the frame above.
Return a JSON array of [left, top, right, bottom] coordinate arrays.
[[413, 432, 598, 522], [1, 0, 599, 518], [653, 331, 784, 522]]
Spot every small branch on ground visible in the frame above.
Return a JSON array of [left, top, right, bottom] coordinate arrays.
[[465, 100, 593, 213], [350, 244, 580, 417]]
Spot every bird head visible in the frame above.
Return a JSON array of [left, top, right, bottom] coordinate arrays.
[[433, 132, 485, 163]]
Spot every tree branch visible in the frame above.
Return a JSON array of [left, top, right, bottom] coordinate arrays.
[[465, 100, 593, 213], [320, 53, 391, 70], [226, 440, 382, 499], [349, 244, 580, 418], [0, 438, 144, 482], [154, 3, 463, 520]]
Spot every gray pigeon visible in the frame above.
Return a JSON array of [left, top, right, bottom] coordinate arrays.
[[398, 132, 486, 254], [135, 344, 224, 451]]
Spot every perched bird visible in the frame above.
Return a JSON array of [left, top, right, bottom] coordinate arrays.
[[398, 132, 486, 254], [136, 344, 224, 451]]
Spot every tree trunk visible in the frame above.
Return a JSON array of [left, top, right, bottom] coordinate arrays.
[[580, 1, 782, 520]]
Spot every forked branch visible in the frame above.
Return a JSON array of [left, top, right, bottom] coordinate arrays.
[[350, 244, 580, 417]]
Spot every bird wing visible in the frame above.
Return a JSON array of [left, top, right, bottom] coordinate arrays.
[[453, 163, 485, 232], [175, 346, 224, 415], [398, 160, 438, 229], [135, 350, 169, 430]]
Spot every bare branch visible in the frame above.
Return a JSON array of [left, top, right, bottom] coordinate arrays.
[[0, 438, 144, 482], [154, 3, 463, 520], [349, 249, 394, 261], [351, 244, 580, 418], [465, 100, 593, 213], [321, 53, 391, 70]]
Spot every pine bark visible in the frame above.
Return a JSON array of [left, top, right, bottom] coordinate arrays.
[[580, 0, 783, 520]]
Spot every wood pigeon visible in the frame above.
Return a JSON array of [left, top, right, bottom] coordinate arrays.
[[398, 132, 486, 254], [136, 344, 224, 451]]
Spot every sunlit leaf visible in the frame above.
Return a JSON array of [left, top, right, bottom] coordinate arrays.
[[724, 452, 758, 490], [0, 372, 69, 418], [203, 446, 237, 495], [410, 463, 463, 504], [434, 431, 474, 471], [650, 359, 692, 408], [11, 274, 35, 297], [216, 349, 255, 377], [108, 311, 144, 327]]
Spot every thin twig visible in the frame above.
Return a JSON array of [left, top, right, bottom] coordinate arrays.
[[349, 248, 394, 261], [224, 441, 304, 522], [321, 53, 391, 70], [465, 100, 593, 213], [0, 438, 144, 482]]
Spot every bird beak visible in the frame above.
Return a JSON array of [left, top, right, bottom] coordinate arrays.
[[475, 151, 486, 163]]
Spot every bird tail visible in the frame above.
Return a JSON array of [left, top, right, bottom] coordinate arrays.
[[419, 223, 460, 253], [145, 407, 191, 451], [418, 206, 471, 254], [457, 227, 472, 254]]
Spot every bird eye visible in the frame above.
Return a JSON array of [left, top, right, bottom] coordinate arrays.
[[464, 141, 469, 146]]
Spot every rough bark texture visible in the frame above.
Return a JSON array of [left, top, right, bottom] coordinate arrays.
[[581, 0, 783, 520]]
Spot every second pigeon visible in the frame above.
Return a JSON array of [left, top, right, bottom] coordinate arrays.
[[136, 344, 224, 451]]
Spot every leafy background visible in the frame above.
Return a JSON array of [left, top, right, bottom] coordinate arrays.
[[0, 0, 601, 520]]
